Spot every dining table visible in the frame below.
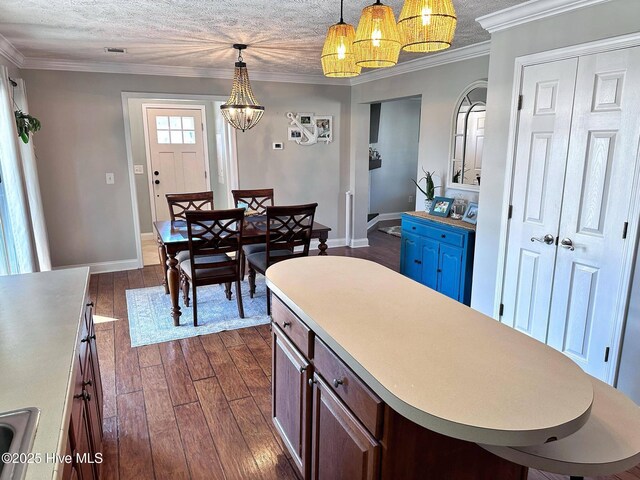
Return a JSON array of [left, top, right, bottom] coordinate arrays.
[[153, 216, 332, 326]]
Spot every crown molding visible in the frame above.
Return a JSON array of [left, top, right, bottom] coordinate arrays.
[[476, 0, 612, 34], [20, 57, 351, 86], [0, 33, 24, 68], [349, 41, 491, 86]]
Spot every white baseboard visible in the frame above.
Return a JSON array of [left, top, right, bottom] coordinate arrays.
[[367, 212, 403, 231], [350, 238, 370, 248], [54, 258, 141, 274], [140, 232, 155, 241], [309, 238, 347, 251]]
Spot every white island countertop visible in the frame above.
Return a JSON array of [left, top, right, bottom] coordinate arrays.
[[0, 268, 90, 480], [265, 256, 593, 447]]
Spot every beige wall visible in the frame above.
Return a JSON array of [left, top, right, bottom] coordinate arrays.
[[20, 70, 351, 267], [350, 56, 488, 241]]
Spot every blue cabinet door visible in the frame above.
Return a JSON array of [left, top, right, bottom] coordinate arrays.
[[438, 244, 463, 301], [420, 238, 439, 290], [400, 231, 422, 282]]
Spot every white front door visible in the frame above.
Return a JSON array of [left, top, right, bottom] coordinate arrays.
[[546, 46, 640, 379], [501, 58, 579, 341], [502, 46, 640, 381], [145, 107, 208, 221]]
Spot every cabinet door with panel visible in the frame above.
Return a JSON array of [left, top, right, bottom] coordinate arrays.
[[438, 244, 463, 301], [400, 231, 422, 282], [272, 324, 312, 478], [310, 374, 380, 480], [420, 237, 440, 290]]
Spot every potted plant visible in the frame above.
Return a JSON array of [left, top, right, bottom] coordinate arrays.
[[15, 110, 41, 144], [412, 167, 439, 211]]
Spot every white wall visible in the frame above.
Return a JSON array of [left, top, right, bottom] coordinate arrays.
[[369, 98, 421, 215], [21, 70, 351, 267], [350, 56, 489, 242], [471, 0, 640, 403]]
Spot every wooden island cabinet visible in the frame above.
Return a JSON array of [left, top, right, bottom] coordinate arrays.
[[266, 257, 597, 480]]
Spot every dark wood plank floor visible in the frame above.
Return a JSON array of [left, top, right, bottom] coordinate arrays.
[[93, 224, 639, 480]]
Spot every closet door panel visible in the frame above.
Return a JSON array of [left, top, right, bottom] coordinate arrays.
[[501, 58, 579, 342], [547, 46, 640, 381]]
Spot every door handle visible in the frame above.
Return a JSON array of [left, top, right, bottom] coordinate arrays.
[[154, 179, 160, 185], [530, 234, 554, 245], [559, 238, 575, 251]]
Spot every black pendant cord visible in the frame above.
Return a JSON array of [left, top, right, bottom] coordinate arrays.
[[339, 0, 344, 23]]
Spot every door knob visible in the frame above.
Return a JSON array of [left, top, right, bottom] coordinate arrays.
[[560, 238, 575, 251], [531, 234, 554, 245], [154, 170, 159, 176], [154, 179, 160, 185]]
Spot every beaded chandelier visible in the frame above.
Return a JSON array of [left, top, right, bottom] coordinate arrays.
[[220, 44, 265, 132]]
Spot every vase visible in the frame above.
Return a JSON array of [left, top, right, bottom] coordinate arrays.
[[424, 199, 433, 212]]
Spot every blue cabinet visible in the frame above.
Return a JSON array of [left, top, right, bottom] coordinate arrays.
[[400, 213, 475, 305]]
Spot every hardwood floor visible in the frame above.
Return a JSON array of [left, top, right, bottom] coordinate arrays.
[[93, 224, 639, 480]]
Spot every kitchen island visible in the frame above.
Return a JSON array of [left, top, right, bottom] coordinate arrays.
[[265, 256, 594, 479], [0, 268, 103, 480]]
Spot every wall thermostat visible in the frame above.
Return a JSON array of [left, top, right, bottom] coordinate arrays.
[[273, 142, 284, 150]]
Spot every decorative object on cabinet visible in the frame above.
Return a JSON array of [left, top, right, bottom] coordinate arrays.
[[429, 196, 454, 217], [450, 198, 467, 219], [220, 44, 265, 132], [286, 112, 333, 145], [463, 202, 478, 224], [450, 81, 487, 190], [400, 212, 475, 305], [411, 166, 438, 211]]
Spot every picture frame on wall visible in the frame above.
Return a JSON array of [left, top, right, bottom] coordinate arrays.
[[288, 127, 302, 141], [462, 202, 479, 224], [298, 113, 313, 125], [315, 116, 333, 142], [430, 196, 454, 217]]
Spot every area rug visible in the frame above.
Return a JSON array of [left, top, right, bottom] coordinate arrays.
[[378, 225, 402, 237], [126, 275, 270, 347]]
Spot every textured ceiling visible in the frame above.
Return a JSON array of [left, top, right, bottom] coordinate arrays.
[[0, 0, 530, 76]]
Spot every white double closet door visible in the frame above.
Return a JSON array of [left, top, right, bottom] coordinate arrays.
[[502, 46, 640, 381]]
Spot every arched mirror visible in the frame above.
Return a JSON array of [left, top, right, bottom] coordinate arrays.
[[450, 81, 487, 190]]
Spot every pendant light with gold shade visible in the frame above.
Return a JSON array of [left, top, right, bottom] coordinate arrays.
[[220, 44, 265, 132], [353, 0, 401, 68], [398, 0, 457, 53], [321, 0, 361, 77]]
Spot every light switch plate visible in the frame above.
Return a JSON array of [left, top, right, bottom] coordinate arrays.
[[106, 173, 115, 184], [134, 165, 144, 175], [273, 142, 284, 150]]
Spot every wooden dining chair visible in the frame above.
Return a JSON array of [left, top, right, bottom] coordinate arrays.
[[246, 203, 317, 314], [161, 191, 215, 268], [231, 188, 274, 278], [166, 191, 214, 221], [180, 209, 245, 326]]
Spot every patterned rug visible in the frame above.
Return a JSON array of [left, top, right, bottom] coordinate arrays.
[[378, 225, 402, 237], [126, 275, 271, 347]]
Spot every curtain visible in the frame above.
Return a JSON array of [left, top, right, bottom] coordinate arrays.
[[0, 65, 51, 273]]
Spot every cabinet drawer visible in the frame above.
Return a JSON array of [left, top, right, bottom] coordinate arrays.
[[313, 337, 384, 438], [271, 295, 313, 358], [402, 218, 465, 247]]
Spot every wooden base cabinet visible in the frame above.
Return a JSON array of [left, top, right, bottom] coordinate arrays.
[[310, 374, 380, 480], [271, 295, 527, 480], [272, 324, 312, 478], [65, 300, 104, 480]]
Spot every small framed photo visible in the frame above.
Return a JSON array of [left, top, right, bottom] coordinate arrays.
[[315, 116, 333, 142], [288, 127, 302, 141], [430, 196, 454, 217], [462, 202, 479, 224], [298, 113, 313, 125]]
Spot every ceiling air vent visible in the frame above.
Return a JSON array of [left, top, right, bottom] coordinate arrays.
[[104, 47, 127, 54]]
